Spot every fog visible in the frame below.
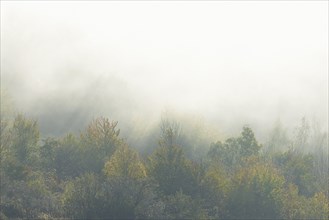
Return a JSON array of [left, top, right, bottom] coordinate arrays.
[[1, 1, 328, 142]]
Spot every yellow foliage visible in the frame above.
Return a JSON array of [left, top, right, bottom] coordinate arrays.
[[204, 164, 231, 195], [234, 162, 285, 190], [306, 192, 329, 219], [104, 144, 146, 180], [281, 184, 329, 219]]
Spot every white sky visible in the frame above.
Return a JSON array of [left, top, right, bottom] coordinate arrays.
[[1, 1, 328, 134]]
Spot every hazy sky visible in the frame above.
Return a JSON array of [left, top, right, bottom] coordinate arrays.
[[1, 1, 328, 136]]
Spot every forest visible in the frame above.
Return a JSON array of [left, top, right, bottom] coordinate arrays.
[[0, 93, 328, 220], [1, 1, 328, 219]]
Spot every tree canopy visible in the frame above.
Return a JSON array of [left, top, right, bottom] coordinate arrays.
[[1, 114, 328, 219]]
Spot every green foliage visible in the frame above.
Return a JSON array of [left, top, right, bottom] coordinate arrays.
[[62, 173, 160, 219], [40, 138, 59, 172], [0, 170, 61, 219], [208, 126, 262, 172], [79, 117, 122, 173], [273, 150, 316, 196], [162, 191, 209, 219], [239, 126, 262, 157], [52, 134, 83, 179], [0, 114, 58, 219], [148, 142, 198, 196], [62, 173, 103, 219], [200, 163, 231, 218], [10, 114, 40, 166], [227, 162, 286, 219], [39, 134, 83, 180], [101, 177, 159, 219], [1, 115, 40, 181], [147, 118, 199, 195], [0, 112, 11, 163], [2, 113, 328, 219]]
